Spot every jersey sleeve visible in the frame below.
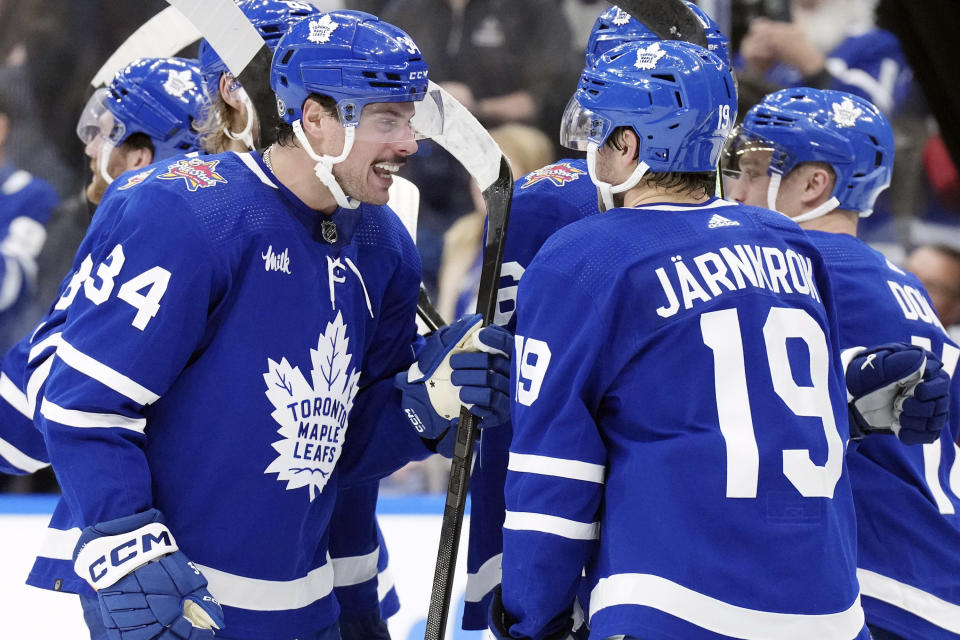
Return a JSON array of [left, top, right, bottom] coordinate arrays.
[[338, 248, 431, 484], [37, 187, 223, 528], [500, 261, 609, 639], [0, 335, 48, 475]]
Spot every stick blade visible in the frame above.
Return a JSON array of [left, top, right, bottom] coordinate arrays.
[[613, 0, 708, 46]]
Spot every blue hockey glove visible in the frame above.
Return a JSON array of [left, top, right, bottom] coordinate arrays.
[[397, 314, 513, 455], [488, 586, 587, 640], [846, 343, 949, 445], [73, 508, 224, 640]]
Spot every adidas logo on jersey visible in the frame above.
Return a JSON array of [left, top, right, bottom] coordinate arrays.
[[708, 214, 739, 229]]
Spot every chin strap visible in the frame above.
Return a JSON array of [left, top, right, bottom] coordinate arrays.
[[223, 87, 256, 151], [98, 139, 116, 186], [586, 142, 650, 211], [766, 171, 841, 223], [292, 119, 360, 210]]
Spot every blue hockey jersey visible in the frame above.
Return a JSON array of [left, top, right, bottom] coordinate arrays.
[[808, 230, 960, 639], [27, 151, 429, 639], [0, 163, 58, 350], [501, 199, 868, 640], [465, 158, 598, 628]]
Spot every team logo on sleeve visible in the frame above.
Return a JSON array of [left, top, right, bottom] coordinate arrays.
[[263, 312, 361, 501], [831, 97, 863, 128], [520, 162, 587, 189], [117, 168, 156, 191], [157, 158, 228, 192]]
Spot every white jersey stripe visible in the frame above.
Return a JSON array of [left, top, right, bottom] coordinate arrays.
[[196, 560, 334, 612], [631, 199, 731, 213], [57, 340, 160, 405], [331, 547, 379, 587], [28, 332, 63, 363], [508, 452, 605, 483], [589, 573, 865, 640], [40, 399, 146, 432], [503, 511, 599, 541], [26, 356, 55, 417], [0, 435, 48, 473], [0, 371, 31, 418], [465, 552, 502, 603], [858, 568, 960, 633], [37, 526, 82, 560], [377, 564, 396, 602]]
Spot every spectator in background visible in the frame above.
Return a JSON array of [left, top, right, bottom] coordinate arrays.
[[436, 123, 554, 322], [906, 244, 960, 340], [737, 0, 913, 115], [0, 89, 58, 352], [382, 0, 579, 135]]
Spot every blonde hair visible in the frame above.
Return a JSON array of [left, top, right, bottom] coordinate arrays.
[[195, 85, 250, 154]]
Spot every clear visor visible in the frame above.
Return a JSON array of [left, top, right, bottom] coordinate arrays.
[[720, 128, 776, 193], [349, 89, 444, 143], [558, 95, 613, 151], [76, 88, 126, 146]]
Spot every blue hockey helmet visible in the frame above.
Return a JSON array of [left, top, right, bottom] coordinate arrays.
[[738, 88, 894, 218], [270, 10, 431, 126], [584, 2, 730, 69], [197, 0, 320, 101], [77, 57, 205, 160]]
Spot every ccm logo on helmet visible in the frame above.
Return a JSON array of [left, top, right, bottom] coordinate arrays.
[[410, 70, 428, 80]]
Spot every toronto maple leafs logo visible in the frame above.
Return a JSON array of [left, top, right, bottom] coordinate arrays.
[[612, 8, 631, 26], [163, 69, 197, 99], [263, 312, 361, 501], [634, 42, 666, 70], [157, 158, 228, 192], [831, 97, 863, 128], [307, 15, 339, 44]]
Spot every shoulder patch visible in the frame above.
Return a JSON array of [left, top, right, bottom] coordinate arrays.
[[117, 168, 156, 191], [158, 158, 228, 192], [520, 162, 587, 189]]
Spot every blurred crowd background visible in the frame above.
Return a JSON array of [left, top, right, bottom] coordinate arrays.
[[0, 0, 958, 494]]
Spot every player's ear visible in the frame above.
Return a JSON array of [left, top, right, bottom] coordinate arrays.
[[803, 165, 834, 207], [127, 147, 153, 171], [300, 98, 330, 138]]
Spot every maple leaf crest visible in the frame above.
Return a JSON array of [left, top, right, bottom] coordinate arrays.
[[612, 8, 631, 26], [308, 15, 339, 44], [635, 42, 666, 70], [831, 97, 863, 128], [263, 312, 361, 501], [163, 69, 197, 99]]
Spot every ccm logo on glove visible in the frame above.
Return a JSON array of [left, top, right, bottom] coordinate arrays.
[[75, 522, 178, 589]]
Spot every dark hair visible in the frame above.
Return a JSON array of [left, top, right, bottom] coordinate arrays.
[[120, 132, 154, 156], [605, 126, 715, 197], [275, 93, 339, 147]]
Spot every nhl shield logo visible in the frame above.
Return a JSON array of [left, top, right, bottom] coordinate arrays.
[[831, 97, 863, 128], [307, 14, 338, 43], [635, 42, 667, 70], [263, 312, 361, 501]]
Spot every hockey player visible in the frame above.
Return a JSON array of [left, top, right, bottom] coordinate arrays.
[[0, 56, 207, 479], [197, 2, 403, 634], [488, 39, 944, 640], [23, 11, 512, 640], [463, 5, 731, 628], [79, 57, 206, 205], [196, 0, 319, 153], [0, 90, 59, 353], [725, 88, 960, 640]]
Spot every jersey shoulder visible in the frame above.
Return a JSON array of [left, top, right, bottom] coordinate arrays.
[[357, 202, 422, 277]]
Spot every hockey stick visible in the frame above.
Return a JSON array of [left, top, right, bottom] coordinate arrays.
[[387, 176, 447, 333], [421, 81, 513, 640], [163, 15, 513, 636], [612, 0, 708, 47], [90, 6, 202, 88]]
